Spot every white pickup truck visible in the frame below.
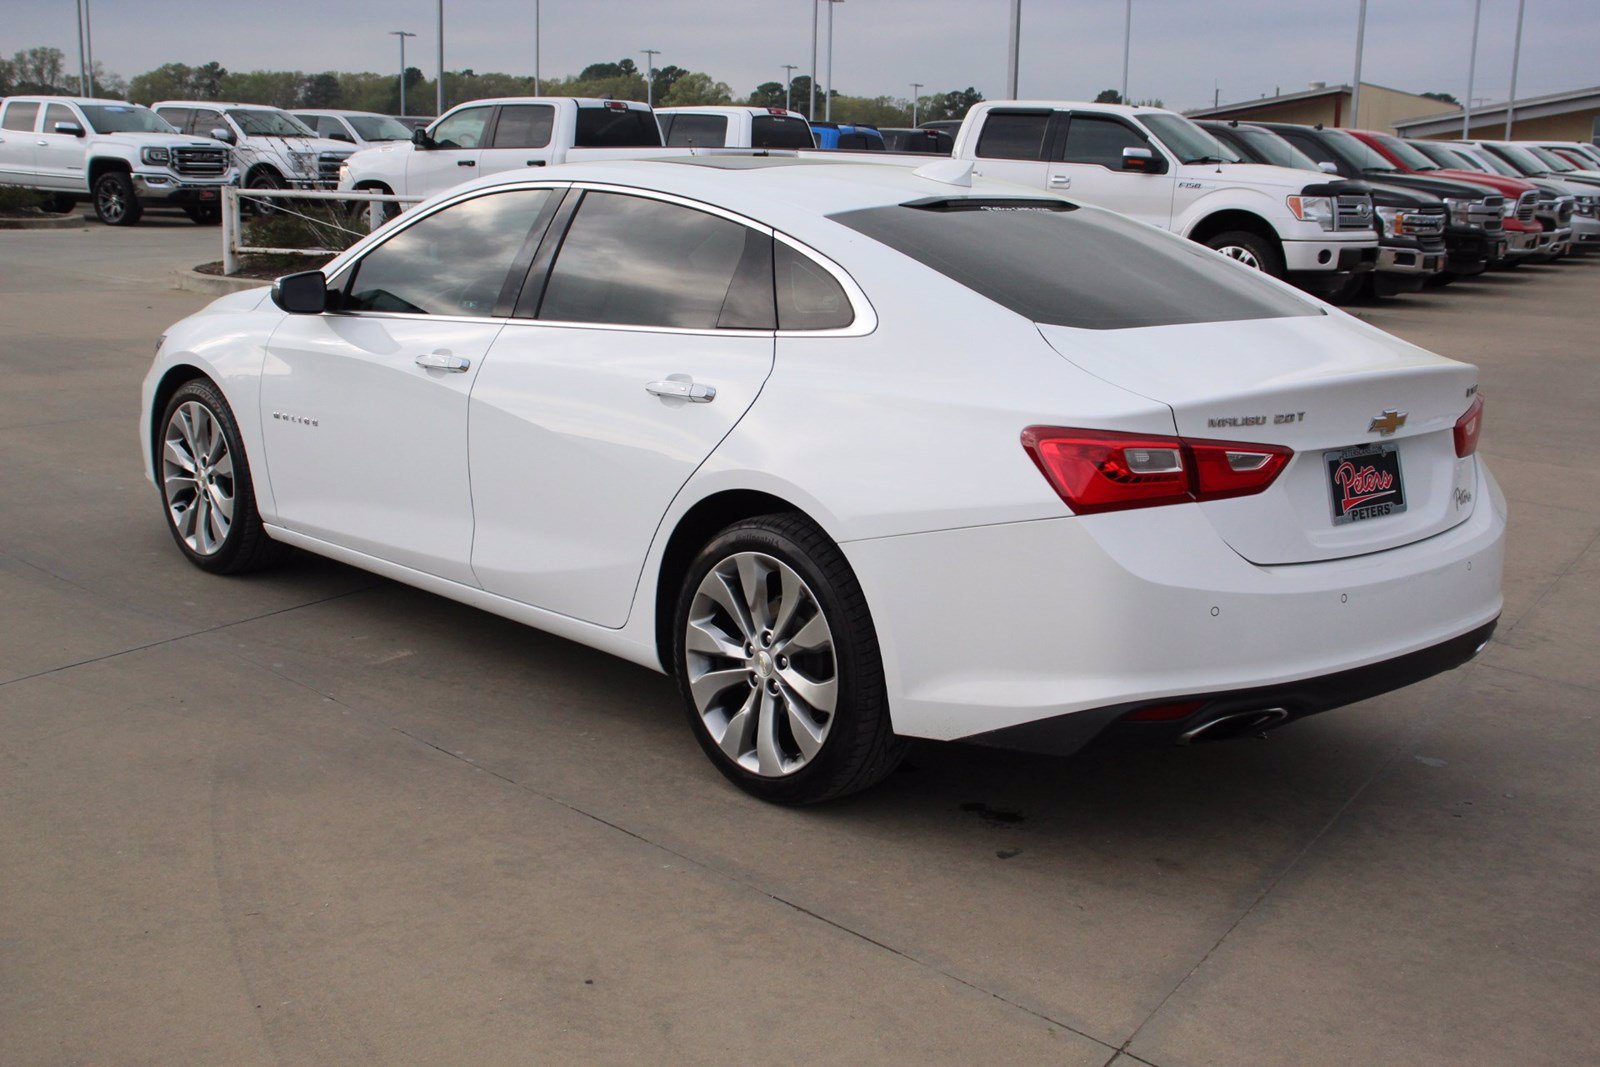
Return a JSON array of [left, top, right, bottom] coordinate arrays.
[[0, 96, 234, 225], [153, 101, 355, 200], [951, 101, 1379, 293], [338, 97, 675, 206], [656, 106, 815, 149]]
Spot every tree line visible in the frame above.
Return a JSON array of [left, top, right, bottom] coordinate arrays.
[[1, 46, 984, 127]]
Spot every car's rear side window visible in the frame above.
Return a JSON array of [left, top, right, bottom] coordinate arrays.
[[2, 101, 40, 132], [775, 243, 852, 330], [664, 113, 728, 148], [752, 116, 814, 149], [831, 200, 1318, 330], [975, 111, 1050, 160], [492, 105, 555, 149], [574, 107, 662, 148]]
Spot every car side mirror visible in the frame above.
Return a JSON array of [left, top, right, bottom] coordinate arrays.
[[54, 121, 85, 137], [330, 131, 354, 143], [211, 127, 236, 145], [271, 271, 327, 315], [1121, 146, 1159, 172], [1318, 161, 1339, 174], [411, 127, 434, 149]]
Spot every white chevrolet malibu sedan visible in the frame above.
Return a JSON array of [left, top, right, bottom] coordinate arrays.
[[142, 156, 1505, 802]]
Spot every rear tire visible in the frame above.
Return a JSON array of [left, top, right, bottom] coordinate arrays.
[[1203, 230, 1284, 278], [41, 193, 76, 214], [93, 171, 142, 226], [673, 514, 905, 804]]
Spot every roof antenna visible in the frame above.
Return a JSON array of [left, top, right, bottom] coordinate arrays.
[[913, 158, 973, 187]]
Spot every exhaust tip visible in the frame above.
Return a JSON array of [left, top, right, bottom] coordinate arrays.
[[1178, 707, 1291, 745]]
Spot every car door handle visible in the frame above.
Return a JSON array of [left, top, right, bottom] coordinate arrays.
[[526, 160, 545, 167], [36, 139, 49, 146], [646, 378, 716, 403], [415, 351, 470, 372], [457, 159, 475, 167], [1049, 174, 1071, 187]]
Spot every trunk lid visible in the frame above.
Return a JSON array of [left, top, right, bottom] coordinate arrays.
[[1037, 315, 1481, 564]]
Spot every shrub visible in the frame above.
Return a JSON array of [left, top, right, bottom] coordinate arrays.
[[0, 186, 44, 214]]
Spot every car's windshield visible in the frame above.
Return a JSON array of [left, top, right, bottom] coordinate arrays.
[[1527, 146, 1578, 172], [1488, 142, 1548, 174], [1233, 126, 1321, 170], [1139, 113, 1238, 164], [1325, 129, 1396, 172], [1411, 141, 1471, 170], [80, 104, 176, 134], [1376, 135, 1438, 172], [347, 114, 413, 141], [227, 109, 316, 137], [1458, 147, 1520, 177], [831, 198, 1317, 330]]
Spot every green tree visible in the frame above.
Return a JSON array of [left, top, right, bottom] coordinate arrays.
[[301, 72, 341, 108], [5, 47, 71, 93], [219, 70, 304, 108], [749, 81, 786, 108], [1094, 88, 1123, 104], [193, 61, 227, 97], [659, 71, 733, 107], [1422, 90, 1461, 107], [920, 87, 984, 123], [649, 64, 687, 102], [129, 62, 196, 104]]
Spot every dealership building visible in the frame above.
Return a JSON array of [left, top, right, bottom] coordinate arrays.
[[1186, 82, 1449, 136], [1393, 84, 1600, 144]]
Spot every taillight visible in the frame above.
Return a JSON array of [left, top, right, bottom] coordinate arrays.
[[1454, 395, 1484, 457], [1021, 426, 1293, 515]]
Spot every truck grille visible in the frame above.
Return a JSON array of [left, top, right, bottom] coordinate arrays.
[[1516, 191, 1536, 222], [1469, 196, 1504, 232], [318, 151, 351, 184], [1334, 194, 1374, 231], [171, 146, 229, 178], [1405, 206, 1447, 237]]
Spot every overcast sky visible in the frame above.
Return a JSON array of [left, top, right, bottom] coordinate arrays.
[[7, 0, 1595, 112]]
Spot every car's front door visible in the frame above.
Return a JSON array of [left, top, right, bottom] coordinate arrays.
[[34, 102, 86, 191], [406, 105, 491, 196], [259, 186, 560, 582], [1046, 113, 1175, 228], [468, 188, 781, 627]]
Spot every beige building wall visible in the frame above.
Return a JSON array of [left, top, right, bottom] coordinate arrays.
[[1354, 85, 1453, 134], [1194, 84, 1453, 135], [1410, 112, 1599, 143]]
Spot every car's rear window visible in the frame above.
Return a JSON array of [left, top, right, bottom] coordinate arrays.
[[575, 107, 662, 148], [831, 199, 1320, 330], [752, 115, 815, 149]]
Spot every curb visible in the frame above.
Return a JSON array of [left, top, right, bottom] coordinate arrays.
[[172, 269, 269, 296], [0, 214, 94, 230]]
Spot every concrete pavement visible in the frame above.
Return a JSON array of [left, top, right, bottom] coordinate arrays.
[[2, 223, 1596, 1065]]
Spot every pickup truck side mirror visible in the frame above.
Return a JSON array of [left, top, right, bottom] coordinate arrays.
[[1121, 146, 1161, 173], [329, 131, 355, 143], [1318, 161, 1339, 175], [271, 271, 328, 315], [211, 127, 237, 145], [411, 127, 434, 149], [54, 121, 85, 137]]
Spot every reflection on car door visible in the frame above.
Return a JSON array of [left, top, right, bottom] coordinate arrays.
[[259, 187, 558, 581], [469, 189, 778, 627], [406, 105, 491, 193], [1046, 113, 1175, 228]]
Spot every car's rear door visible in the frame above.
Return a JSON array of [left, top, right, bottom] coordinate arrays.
[[968, 108, 1058, 189], [0, 100, 41, 183], [259, 185, 561, 582], [467, 187, 777, 627], [477, 103, 557, 177]]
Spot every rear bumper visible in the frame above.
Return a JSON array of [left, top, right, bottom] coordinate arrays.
[[845, 461, 1505, 745]]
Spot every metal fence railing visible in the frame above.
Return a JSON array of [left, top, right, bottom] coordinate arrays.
[[221, 186, 423, 275]]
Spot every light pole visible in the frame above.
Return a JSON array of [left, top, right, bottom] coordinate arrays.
[[390, 31, 417, 116], [809, 1, 819, 118], [84, 0, 95, 96], [534, 0, 542, 94], [910, 82, 922, 125], [642, 49, 660, 107], [782, 65, 798, 111], [1005, 0, 1021, 98], [1505, 0, 1526, 138], [1120, 0, 1131, 106], [824, 0, 842, 121], [1464, 0, 1481, 137], [1350, 0, 1368, 128], [75, 0, 88, 96], [436, 0, 444, 117]]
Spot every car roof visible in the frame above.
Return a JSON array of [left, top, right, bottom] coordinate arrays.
[[4, 95, 141, 107], [657, 106, 804, 117], [294, 109, 389, 118], [153, 101, 285, 111]]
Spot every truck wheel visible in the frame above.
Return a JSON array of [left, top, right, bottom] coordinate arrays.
[[1204, 231, 1283, 278], [93, 172, 143, 226], [246, 170, 283, 216], [184, 203, 221, 226]]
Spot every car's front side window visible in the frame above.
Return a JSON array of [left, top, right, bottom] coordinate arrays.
[[535, 191, 774, 330], [1059, 116, 1150, 168], [43, 103, 77, 133], [430, 107, 491, 149], [342, 189, 555, 317]]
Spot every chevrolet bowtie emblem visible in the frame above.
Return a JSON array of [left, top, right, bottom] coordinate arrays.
[[1368, 409, 1408, 436]]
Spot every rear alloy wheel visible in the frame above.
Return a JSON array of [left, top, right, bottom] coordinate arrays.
[[158, 380, 284, 574], [1204, 230, 1283, 278], [94, 171, 142, 226], [674, 515, 904, 803]]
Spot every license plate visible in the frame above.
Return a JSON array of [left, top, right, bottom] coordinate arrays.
[[199, 188, 217, 200], [1326, 443, 1407, 525]]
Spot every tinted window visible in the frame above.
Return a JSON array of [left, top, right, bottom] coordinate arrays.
[[574, 107, 662, 148], [976, 111, 1051, 160], [2, 101, 40, 132], [188, 109, 224, 137], [837, 132, 884, 150], [752, 115, 814, 148], [430, 107, 490, 149], [1060, 116, 1148, 167], [1276, 130, 1346, 174], [81, 105, 175, 134], [775, 243, 852, 330], [347, 114, 412, 141], [664, 113, 728, 148], [344, 189, 553, 316], [228, 109, 312, 137], [1139, 113, 1237, 164], [539, 192, 772, 329], [43, 103, 77, 132], [315, 116, 352, 140], [832, 200, 1317, 330], [154, 107, 189, 131], [491, 104, 555, 148], [1229, 126, 1320, 171]]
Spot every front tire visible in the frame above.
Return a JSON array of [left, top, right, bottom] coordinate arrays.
[[1203, 230, 1284, 278], [673, 514, 905, 804], [157, 379, 285, 574], [93, 171, 142, 226], [245, 169, 284, 216]]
